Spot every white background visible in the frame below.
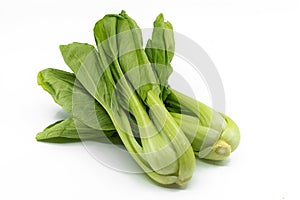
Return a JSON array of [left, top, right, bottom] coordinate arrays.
[[1, 0, 300, 199]]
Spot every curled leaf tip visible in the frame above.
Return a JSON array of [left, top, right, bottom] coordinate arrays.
[[165, 21, 173, 29], [120, 10, 127, 16], [158, 13, 164, 19], [59, 44, 67, 53], [154, 13, 164, 26], [37, 71, 43, 86]]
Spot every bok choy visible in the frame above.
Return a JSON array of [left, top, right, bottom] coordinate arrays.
[[36, 11, 240, 186]]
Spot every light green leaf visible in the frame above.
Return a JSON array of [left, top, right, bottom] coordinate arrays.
[[36, 118, 115, 142]]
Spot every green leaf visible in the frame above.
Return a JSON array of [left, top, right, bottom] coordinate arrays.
[[145, 13, 174, 94], [38, 68, 115, 131], [59, 42, 116, 108], [94, 11, 161, 101], [36, 118, 115, 142]]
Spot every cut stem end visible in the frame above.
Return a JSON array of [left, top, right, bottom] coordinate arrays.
[[203, 140, 231, 161]]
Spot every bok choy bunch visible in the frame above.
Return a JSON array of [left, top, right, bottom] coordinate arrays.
[[36, 11, 240, 186]]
